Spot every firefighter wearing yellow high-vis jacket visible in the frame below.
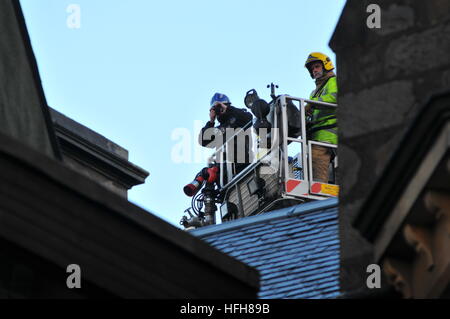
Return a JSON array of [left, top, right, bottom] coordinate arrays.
[[304, 52, 337, 183]]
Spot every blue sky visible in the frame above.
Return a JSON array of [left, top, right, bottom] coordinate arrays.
[[20, 0, 345, 227]]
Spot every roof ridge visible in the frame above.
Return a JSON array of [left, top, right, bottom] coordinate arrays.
[[191, 198, 338, 237]]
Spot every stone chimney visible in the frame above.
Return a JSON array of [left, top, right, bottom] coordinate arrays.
[[329, 0, 450, 296]]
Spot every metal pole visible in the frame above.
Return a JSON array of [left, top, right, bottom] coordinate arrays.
[[280, 96, 289, 191], [300, 98, 309, 182]]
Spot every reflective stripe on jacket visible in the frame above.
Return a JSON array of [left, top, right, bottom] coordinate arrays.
[[309, 76, 338, 144]]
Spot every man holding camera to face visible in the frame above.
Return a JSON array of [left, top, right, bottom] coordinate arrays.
[[198, 93, 253, 182]]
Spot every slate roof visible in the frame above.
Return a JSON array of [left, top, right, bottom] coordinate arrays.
[[191, 198, 340, 299]]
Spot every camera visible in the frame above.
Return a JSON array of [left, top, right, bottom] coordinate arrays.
[[213, 102, 230, 116], [213, 103, 224, 115]]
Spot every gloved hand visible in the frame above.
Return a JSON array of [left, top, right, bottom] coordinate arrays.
[[209, 107, 216, 123]]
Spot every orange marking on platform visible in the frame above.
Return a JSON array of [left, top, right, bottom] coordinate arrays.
[[286, 179, 301, 193], [311, 182, 322, 193]]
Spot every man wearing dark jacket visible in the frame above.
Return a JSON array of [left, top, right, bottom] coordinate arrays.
[[198, 93, 253, 184]]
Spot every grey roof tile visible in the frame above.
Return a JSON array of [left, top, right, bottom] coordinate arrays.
[[192, 198, 340, 299]]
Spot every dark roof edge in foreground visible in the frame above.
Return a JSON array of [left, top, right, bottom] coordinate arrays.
[[11, 0, 62, 160], [191, 197, 338, 237], [0, 131, 259, 290]]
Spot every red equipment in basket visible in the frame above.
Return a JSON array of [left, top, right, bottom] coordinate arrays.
[[183, 166, 219, 197]]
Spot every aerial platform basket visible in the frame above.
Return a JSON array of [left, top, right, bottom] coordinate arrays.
[[212, 94, 339, 223]]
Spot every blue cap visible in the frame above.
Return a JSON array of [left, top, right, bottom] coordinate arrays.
[[210, 93, 230, 107]]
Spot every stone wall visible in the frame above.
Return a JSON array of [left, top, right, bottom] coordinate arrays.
[[329, 0, 450, 294]]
